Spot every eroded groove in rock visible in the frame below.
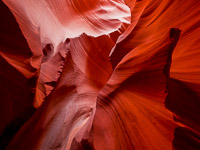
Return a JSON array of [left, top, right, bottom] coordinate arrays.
[[0, 0, 200, 150]]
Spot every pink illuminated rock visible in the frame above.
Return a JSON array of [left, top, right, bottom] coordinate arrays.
[[3, 0, 130, 68], [0, 0, 200, 150]]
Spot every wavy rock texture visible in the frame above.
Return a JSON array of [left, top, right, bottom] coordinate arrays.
[[0, 0, 200, 150]]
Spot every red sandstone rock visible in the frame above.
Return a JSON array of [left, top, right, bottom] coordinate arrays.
[[0, 0, 200, 150]]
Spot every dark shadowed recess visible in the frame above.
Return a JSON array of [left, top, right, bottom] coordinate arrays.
[[165, 78, 200, 150], [165, 28, 200, 150], [0, 1, 32, 56], [0, 1, 36, 149], [71, 139, 94, 150]]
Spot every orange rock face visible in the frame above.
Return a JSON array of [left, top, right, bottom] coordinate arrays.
[[0, 0, 200, 150]]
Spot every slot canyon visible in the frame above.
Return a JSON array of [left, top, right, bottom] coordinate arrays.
[[0, 0, 200, 149]]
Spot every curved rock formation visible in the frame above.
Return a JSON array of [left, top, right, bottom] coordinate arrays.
[[0, 0, 200, 150]]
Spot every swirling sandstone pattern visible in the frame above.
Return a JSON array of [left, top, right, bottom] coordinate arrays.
[[0, 0, 200, 150]]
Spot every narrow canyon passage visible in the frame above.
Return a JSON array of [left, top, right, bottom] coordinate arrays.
[[0, 0, 200, 150]]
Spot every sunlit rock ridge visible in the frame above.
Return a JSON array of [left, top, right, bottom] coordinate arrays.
[[0, 0, 200, 150]]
